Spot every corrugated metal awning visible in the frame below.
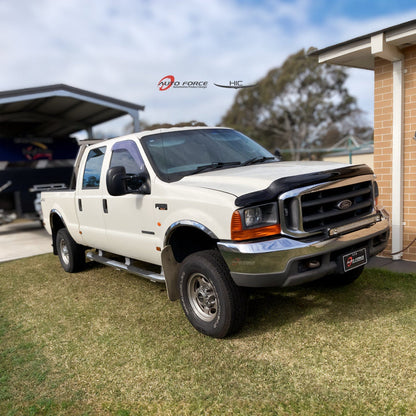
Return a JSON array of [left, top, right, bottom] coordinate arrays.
[[0, 84, 145, 137]]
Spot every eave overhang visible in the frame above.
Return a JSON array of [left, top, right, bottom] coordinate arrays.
[[311, 19, 416, 69]]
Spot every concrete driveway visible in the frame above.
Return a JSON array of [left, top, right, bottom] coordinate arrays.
[[0, 220, 52, 263]]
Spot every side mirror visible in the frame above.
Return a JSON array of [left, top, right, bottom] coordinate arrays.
[[106, 166, 151, 196], [107, 166, 128, 196], [131, 172, 151, 195]]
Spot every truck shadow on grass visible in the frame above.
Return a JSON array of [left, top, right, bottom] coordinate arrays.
[[241, 268, 416, 336], [65, 260, 416, 339]]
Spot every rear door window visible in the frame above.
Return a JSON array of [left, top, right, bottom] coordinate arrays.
[[82, 146, 106, 189]]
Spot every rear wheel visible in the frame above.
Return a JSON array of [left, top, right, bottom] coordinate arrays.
[[56, 228, 85, 273], [179, 250, 248, 338]]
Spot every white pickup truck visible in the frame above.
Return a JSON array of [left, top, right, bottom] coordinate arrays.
[[41, 127, 389, 338]]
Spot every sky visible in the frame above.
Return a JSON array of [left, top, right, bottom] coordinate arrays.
[[1, 0, 416, 135]]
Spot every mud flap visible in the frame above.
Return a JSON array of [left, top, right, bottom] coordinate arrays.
[[161, 245, 180, 301]]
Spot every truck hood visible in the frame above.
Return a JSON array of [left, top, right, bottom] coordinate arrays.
[[178, 161, 350, 197]]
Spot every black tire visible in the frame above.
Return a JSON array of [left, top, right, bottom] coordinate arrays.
[[178, 250, 248, 338], [321, 265, 364, 286], [56, 228, 85, 273]]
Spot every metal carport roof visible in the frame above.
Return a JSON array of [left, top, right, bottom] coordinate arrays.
[[0, 84, 145, 138]]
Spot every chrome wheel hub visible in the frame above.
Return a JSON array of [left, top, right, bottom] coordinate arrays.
[[188, 273, 218, 322], [59, 239, 70, 265]]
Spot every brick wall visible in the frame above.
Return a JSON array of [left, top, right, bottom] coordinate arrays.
[[374, 45, 416, 261]]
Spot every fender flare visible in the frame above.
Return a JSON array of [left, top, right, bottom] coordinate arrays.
[[162, 220, 219, 301], [163, 220, 218, 247], [49, 209, 67, 255]]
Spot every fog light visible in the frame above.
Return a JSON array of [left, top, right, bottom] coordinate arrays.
[[298, 258, 321, 273]]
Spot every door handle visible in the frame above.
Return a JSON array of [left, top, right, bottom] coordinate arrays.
[[78, 198, 83, 211], [103, 199, 108, 214]]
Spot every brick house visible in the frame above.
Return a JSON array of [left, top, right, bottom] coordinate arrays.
[[313, 19, 416, 262]]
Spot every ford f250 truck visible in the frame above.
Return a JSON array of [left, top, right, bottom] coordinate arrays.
[[41, 127, 390, 338]]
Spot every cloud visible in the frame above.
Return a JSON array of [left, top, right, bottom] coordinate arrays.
[[0, 0, 416, 131]]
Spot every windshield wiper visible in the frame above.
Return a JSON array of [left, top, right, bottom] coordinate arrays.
[[191, 161, 241, 175], [241, 156, 276, 166]]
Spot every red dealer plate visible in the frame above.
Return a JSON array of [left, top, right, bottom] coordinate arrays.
[[342, 248, 367, 272]]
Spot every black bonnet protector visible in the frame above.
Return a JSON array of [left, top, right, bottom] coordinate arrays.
[[235, 164, 374, 207]]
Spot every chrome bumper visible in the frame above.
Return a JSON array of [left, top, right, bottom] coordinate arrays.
[[217, 215, 390, 288]]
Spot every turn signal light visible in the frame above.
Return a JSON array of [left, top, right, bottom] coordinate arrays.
[[231, 211, 281, 241]]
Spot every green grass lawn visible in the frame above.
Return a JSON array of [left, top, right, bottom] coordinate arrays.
[[1, 253, 416, 415]]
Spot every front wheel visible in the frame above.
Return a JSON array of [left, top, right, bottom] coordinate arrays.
[[56, 228, 85, 273], [179, 250, 248, 338]]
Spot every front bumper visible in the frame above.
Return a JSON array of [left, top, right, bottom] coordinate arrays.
[[217, 215, 390, 288]]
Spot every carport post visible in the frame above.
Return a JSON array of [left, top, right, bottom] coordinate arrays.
[[131, 110, 140, 132], [371, 33, 404, 260], [391, 59, 404, 260]]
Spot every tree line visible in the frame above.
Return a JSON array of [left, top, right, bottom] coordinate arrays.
[[140, 48, 373, 161]]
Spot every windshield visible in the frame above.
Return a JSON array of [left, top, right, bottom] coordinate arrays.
[[141, 128, 276, 182]]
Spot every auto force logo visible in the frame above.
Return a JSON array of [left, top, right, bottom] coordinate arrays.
[[158, 75, 208, 91], [157, 75, 256, 91], [158, 75, 175, 91]]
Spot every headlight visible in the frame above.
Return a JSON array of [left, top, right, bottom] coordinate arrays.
[[241, 203, 277, 228], [244, 207, 262, 228], [231, 202, 280, 241]]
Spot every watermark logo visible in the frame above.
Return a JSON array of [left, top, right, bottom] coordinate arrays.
[[158, 75, 175, 91], [214, 80, 257, 89], [158, 75, 208, 91]]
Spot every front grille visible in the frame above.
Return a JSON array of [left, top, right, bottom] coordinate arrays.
[[281, 177, 375, 237]]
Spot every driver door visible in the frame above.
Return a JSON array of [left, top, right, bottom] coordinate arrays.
[[103, 139, 159, 265]]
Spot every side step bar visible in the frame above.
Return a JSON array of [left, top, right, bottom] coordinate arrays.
[[86, 251, 165, 283]]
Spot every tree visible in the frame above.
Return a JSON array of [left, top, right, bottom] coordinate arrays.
[[220, 48, 371, 160]]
